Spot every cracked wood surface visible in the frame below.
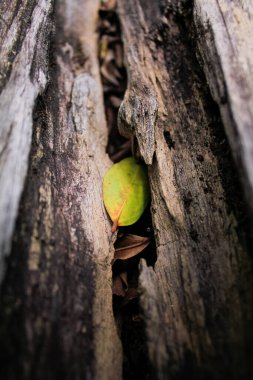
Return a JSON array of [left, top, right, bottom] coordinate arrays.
[[118, 0, 253, 379], [194, 0, 253, 218], [0, 0, 53, 281], [0, 1, 122, 379]]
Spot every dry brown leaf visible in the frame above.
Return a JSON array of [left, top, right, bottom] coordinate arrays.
[[112, 275, 126, 297], [100, 0, 117, 11], [110, 140, 131, 163], [119, 271, 128, 288], [105, 107, 115, 133], [132, 314, 142, 322], [106, 59, 122, 79], [122, 288, 139, 306], [101, 62, 120, 86], [100, 19, 111, 30], [100, 20, 117, 35], [113, 234, 150, 263], [105, 36, 120, 45], [125, 287, 138, 301], [104, 48, 115, 63], [110, 95, 122, 108], [114, 43, 123, 67]]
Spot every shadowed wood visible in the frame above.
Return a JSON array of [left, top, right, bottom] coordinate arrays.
[[118, 0, 253, 379], [194, 0, 253, 220], [0, 0, 53, 281], [0, 1, 122, 379]]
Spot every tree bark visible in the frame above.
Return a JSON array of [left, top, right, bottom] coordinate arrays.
[[118, 0, 253, 379], [0, 1, 121, 379], [0, 0, 53, 280], [1, 1, 253, 380]]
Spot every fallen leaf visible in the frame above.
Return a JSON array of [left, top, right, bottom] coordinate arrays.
[[100, 0, 117, 10], [110, 140, 131, 163], [105, 106, 115, 134], [104, 48, 115, 63], [113, 234, 150, 262], [114, 43, 123, 68], [122, 288, 139, 306], [132, 314, 142, 322], [119, 271, 128, 288], [101, 62, 120, 86], [112, 275, 126, 297], [126, 288, 138, 300], [110, 95, 122, 108], [103, 157, 150, 231], [105, 36, 120, 45]]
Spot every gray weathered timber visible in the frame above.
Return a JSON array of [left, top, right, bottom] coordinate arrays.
[[118, 0, 253, 379], [0, 0, 53, 281], [0, 0, 122, 379], [194, 0, 253, 217]]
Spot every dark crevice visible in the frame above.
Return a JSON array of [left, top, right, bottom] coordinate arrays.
[[98, 3, 157, 379], [98, 4, 128, 159]]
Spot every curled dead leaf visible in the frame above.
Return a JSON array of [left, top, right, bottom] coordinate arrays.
[[114, 43, 123, 67], [121, 288, 139, 306], [119, 271, 128, 288], [110, 140, 131, 163], [112, 275, 126, 297], [110, 95, 122, 108], [113, 234, 150, 263], [101, 62, 120, 86], [125, 287, 138, 302], [100, 0, 117, 11], [132, 314, 142, 322]]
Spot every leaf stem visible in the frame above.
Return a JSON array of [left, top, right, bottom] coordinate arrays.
[[112, 219, 118, 232]]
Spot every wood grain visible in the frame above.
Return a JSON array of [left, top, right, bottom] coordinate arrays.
[[0, 1, 122, 379], [118, 0, 253, 378], [194, 0, 253, 218], [0, 0, 53, 281]]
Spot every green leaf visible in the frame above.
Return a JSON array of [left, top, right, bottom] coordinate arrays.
[[103, 157, 150, 231]]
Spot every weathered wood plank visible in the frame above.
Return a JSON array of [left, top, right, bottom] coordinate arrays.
[[0, 1, 122, 379], [118, 0, 253, 378], [194, 0, 253, 217], [0, 0, 53, 280]]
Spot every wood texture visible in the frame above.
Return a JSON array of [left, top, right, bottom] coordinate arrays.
[[194, 0, 253, 218], [118, 0, 253, 379], [0, 1, 122, 379], [0, 0, 53, 281]]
